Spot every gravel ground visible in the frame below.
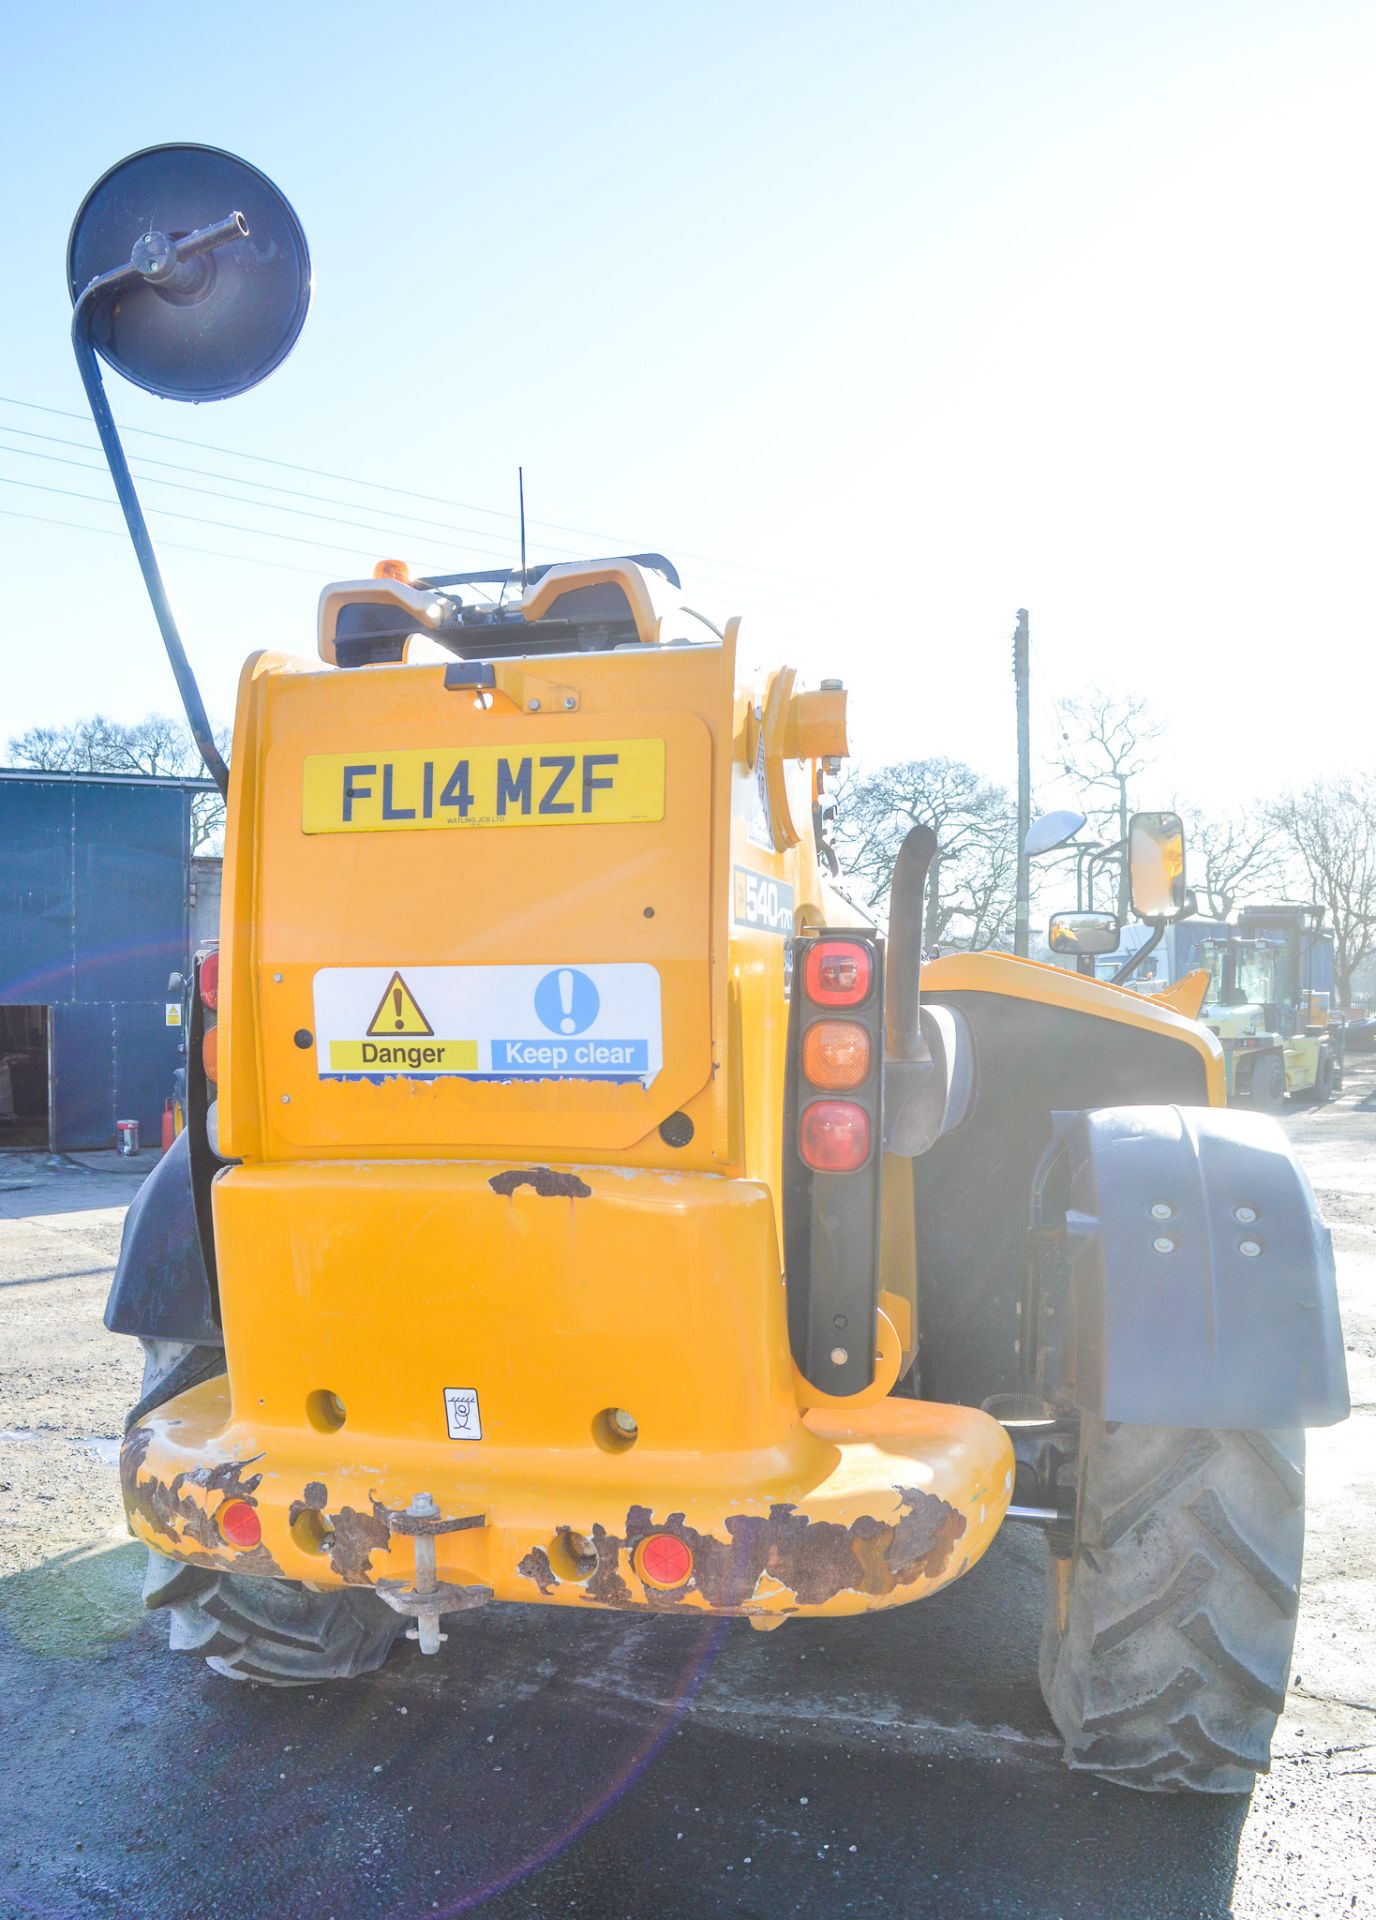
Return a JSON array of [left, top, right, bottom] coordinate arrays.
[[0, 1079, 1372, 1920]]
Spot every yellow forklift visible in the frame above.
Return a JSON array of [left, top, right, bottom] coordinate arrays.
[[78, 146, 1347, 1795], [1198, 905, 1344, 1112]]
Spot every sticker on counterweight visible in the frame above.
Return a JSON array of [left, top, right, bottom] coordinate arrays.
[[312, 963, 662, 1084], [444, 1388, 482, 1440], [301, 739, 665, 833]]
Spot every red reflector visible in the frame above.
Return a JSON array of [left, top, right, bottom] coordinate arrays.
[[800, 1099, 871, 1172], [804, 940, 871, 1007], [217, 1499, 262, 1550], [636, 1532, 693, 1590], [199, 949, 220, 1012]]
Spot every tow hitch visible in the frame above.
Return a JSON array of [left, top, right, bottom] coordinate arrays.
[[374, 1492, 492, 1653]]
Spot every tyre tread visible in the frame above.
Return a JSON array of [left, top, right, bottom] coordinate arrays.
[[1040, 1422, 1303, 1794], [144, 1549, 402, 1685]]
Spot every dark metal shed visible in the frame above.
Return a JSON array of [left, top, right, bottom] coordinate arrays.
[[0, 770, 209, 1151]]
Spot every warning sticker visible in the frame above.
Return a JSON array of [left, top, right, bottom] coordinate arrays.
[[312, 963, 662, 1084], [367, 972, 433, 1037], [444, 1388, 482, 1440], [747, 707, 773, 850]]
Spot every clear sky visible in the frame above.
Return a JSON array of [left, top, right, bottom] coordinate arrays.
[[3, 1, 1372, 816]]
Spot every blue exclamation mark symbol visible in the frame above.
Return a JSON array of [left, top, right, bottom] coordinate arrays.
[[535, 967, 600, 1037]]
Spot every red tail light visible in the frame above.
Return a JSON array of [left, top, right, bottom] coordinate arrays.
[[800, 1099, 871, 1171], [216, 1499, 262, 1550], [199, 949, 220, 1011], [634, 1532, 694, 1590], [804, 940, 871, 1007]]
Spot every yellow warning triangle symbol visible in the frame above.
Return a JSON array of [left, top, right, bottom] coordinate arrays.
[[366, 971, 434, 1038]]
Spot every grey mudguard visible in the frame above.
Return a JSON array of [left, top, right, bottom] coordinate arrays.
[[1043, 1105, 1348, 1429], [105, 1129, 222, 1346]]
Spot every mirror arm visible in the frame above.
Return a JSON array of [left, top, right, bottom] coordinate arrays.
[[1110, 918, 1165, 987], [70, 234, 245, 802]]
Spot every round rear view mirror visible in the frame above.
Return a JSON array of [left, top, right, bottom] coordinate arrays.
[[68, 143, 311, 402], [1023, 808, 1087, 859]]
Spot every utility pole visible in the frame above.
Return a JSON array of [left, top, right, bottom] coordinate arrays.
[[1013, 608, 1031, 957]]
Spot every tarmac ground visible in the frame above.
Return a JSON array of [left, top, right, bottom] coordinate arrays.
[[1, 1071, 1373, 1920]]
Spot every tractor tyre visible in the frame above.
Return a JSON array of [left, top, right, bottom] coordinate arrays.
[[131, 1340, 405, 1685], [1247, 1053, 1286, 1114], [1038, 1419, 1303, 1794], [143, 1550, 405, 1685]]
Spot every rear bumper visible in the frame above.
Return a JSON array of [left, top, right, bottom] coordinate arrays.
[[123, 1158, 1012, 1623], [122, 1379, 1013, 1624]]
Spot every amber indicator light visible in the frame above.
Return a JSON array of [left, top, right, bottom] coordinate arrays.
[[802, 1018, 870, 1090]]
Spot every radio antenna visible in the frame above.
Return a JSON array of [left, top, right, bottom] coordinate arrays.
[[518, 465, 527, 578]]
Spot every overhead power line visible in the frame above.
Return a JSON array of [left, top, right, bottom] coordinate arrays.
[[0, 421, 591, 552], [0, 421, 831, 614], [0, 393, 828, 594], [0, 442, 540, 568], [0, 474, 813, 627], [0, 470, 523, 566], [0, 503, 332, 577]]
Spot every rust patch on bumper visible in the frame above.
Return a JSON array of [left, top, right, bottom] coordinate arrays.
[[287, 1480, 329, 1527], [286, 1480, 392, 1584], [120, 1424, 283, 1578], [516, 1545, 558, 1594], [489, 1167, 592, 1200], [517, 1487, 967, 1613], [325, 1498, 392, 1584]]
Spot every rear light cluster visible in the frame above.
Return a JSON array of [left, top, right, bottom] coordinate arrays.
[[783, 930, 885, 1397], [798, 940, 877, 1171], [198, 946, 220, 1086]]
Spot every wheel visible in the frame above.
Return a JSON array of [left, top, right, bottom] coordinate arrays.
[[131, 1340, 404, 1685], [1290, 1048, 1334, 1107], [1039, 1420, 1304, 1794], [143, 1550, 405, 1685], [1246, 1053, 1286, 1114]]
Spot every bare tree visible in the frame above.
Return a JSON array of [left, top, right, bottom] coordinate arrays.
[[833, 757, 1018, 951], [1053, 691, 1163, 920], [1269, 777, 1376, 1005], [6, 713, 228, 855], [1183, 808, 1289, 920]]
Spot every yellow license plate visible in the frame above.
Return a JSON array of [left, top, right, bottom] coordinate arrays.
[[301, 739, 665, 834]]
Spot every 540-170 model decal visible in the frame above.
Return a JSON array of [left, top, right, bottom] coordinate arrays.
[[301, 739, 665, 833]]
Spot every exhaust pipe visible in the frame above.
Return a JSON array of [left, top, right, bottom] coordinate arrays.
[[883, 824, 973, 1155], [884, 825, 938, 1063]]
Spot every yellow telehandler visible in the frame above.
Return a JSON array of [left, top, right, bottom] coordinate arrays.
[[78, 146, 1347, 1795]]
